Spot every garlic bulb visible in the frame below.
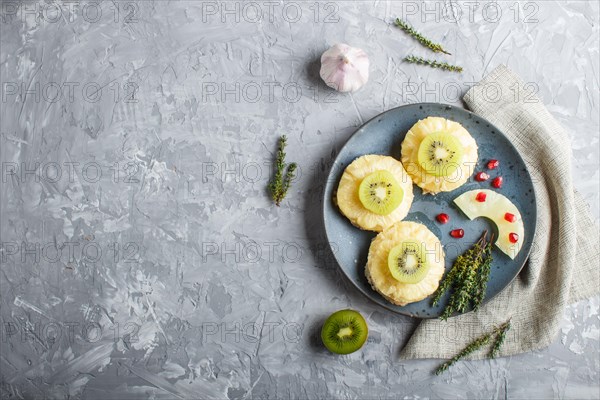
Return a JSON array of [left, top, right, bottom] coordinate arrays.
[[320, 43, 369, 93]]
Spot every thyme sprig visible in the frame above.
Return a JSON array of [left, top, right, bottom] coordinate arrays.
[[431, 261, 460, 306], [435, 331, 492, 375], [433, 231, 493, 320], [394, 18, 451, 55], [472, 234, 494, 311], [268, 135, 297, 206], [404, 55, 463, 73], [490, 319, 511, 358], [435, 319, 512, 375]]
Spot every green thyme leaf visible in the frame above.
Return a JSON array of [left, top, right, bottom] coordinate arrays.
[[472, 235, 493, 311], [436, 332, 492, 375], [435, 231, 492, 319], [404, 55, 463, 73], [431, 261, 460, 306], [436, 319, 512, 374], [490, 319, 511, 358], [268, 135, 296, 206], [394, 19, 451, 55]]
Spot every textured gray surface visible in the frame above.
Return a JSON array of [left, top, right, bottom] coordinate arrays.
[[0, 1, 598, 399]]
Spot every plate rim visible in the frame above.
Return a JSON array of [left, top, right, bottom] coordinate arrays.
[[322, 102, 538, 319]]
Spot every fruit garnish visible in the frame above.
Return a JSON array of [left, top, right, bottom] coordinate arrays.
[[366, 221, 446, 306], [337, 155, 414, 232], [358, 170, 404, 215], [476, 192, 487, 202], [450, 229, 464, 238], [487, 159, 499, 169], [492, 176, 503, 188], [436, 213, 449, 224], [387, 240, 430, 284], [504, 213, 517, 223], [509, 233, 519, 243], [453, 189, 525, 259], [321, 309, 368, 355], [475, 172, 489, 182], [417, 132, 464, 177], [401, 117, 479, 194]]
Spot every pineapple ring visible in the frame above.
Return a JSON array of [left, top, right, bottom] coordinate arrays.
[[454, 189, 525, 259], [401, 117, 478, 194], [366, 221, 445, 306], [336, 155, 414, 232]]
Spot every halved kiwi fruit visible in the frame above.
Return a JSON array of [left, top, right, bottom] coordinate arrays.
[[387, 240, 430, 284], [321, 309, 368, 354], [417, 132, 464, 177], [358, 170, 404, 215]]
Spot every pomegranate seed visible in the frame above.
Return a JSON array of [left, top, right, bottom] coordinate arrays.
[[504, 213, 517, 223], [509, 233, 519, 243], [492, 176, 503, 188], [436, 213, 450, 224], [450, 229, 464, 239], [487, 159, 499, 170], [476, 192, 487, 202], [475, 172, 490, 182]]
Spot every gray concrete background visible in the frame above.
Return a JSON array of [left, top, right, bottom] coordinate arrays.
[[1, 1, 598, 399]]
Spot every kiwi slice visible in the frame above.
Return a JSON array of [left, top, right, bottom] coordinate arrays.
[[417, 132, 464, 177], [358, 170, 404, 215], [321, 309, 368, 354], [387, 240, 430, 284]]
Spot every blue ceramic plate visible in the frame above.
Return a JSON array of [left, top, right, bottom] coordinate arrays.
[[323, 103, 537, 318]]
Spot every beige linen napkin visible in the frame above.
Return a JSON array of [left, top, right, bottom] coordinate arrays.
[[401, 65, 600, 359]]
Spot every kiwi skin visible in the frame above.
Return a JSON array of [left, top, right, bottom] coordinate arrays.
[[321, 309, 368, 355]]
